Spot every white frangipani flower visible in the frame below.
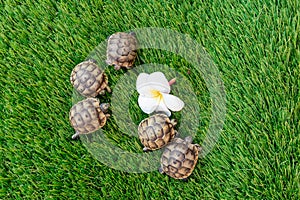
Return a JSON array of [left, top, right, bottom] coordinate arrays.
[[136, 72, 184, 116]]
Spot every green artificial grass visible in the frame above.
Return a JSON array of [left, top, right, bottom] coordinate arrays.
[[1, 0, 299, 199]]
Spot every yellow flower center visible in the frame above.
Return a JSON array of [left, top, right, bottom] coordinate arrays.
[[150, 89, 163, 101]]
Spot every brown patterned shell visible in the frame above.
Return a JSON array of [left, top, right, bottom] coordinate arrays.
[[160, 137, 200, 179], [70, 60, 111, 97], [138, 113, 177, 151], [106, 32, 138, 70], [69, 98, 108, 135]]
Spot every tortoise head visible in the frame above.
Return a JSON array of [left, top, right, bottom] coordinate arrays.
[[184, 136, 193, 144], [100, 103, 110, 113], [187, 136, 202, 154], [129, 31, 136, 37], [87, 58, 98, 64]]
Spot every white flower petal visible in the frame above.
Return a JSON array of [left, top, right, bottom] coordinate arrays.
[[147, 72, 170, 93], [136, 73, 153, 95], [155, 101, 171, 116], [136, 72, 181, 116], [136, 85, 153, 96], [162, 93, 184, 111], [138, 95, 159, 114], [136, 72, 170, 94], [136, 73, 149, 91]]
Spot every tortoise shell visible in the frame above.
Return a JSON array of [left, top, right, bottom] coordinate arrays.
[[138, 113, 177, 151], [69, 98, 110, 139], [70, 60, 111, 97], [159, 136, 201, 180], [106, 32, 138, 70]]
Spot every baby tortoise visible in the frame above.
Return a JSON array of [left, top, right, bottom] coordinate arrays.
[[138, 113, 177, 151], [106, 32, 138, 70], [159, 136, 201, 180], [70, 60, 111, 97], [69, 98, 110, 139]]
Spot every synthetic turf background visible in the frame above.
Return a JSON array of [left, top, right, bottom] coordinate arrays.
[[0, 0, 299, 199]]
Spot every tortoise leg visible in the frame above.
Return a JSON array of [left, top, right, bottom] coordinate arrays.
[[129, 31, 136, 37], [98, 90, 106, 95], [158, 167, 164, 174], [106, 85, 111, 93], [114, 65, 121, 70], [105, 114, 110, 119], [170, 119, 177, 127], [125, 65, 133, 70], [143, 147, 150, 152], [88, 58, 97, 64], [181, 178, 188, 182], [73, 134, 94, 143], [195, 144, 202, 153], [72, 132, 80, 140]]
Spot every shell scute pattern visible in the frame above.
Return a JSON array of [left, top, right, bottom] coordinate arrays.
[[69, 98, 110, 139], [71, 60, 110, 97], [138, 113, 177, 151], [160, 137, 200, 179], [106, 32, 138, 70]]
